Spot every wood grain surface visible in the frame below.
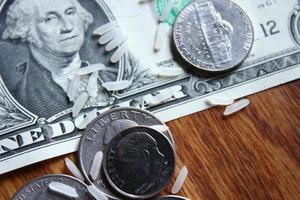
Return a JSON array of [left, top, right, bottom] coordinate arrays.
[[0, 80, 299, 200]]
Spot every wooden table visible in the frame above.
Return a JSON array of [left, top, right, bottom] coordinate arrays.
[[0, 80, 299, 200]]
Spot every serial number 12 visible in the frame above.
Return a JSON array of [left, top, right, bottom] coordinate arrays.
[[260, 20, 280, 37]]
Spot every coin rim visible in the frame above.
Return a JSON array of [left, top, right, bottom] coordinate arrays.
[[103, 125, 176, 199], [11, 174, 89, 200], [173, 0, 254, 72], [153, 195, 191, 200], [78, 107, 176, 199]]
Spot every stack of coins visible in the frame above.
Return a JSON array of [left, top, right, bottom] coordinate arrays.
[[12, 107, 180, 200], [79, 107, 177, 199]]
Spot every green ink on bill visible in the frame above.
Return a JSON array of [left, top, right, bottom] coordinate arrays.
[[156, 0, 190, 26]]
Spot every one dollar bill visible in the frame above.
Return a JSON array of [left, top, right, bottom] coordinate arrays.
[[0, 0, 299, 174]]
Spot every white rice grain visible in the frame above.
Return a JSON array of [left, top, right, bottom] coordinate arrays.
[[98, 29, 119, 45], [148, 90, 174, 106], [93, 21, 118, 35], [72, 92, 89, 117], [67, 77, 80, 102], [205, 97, 234, 106], [102, 80, 131, 91], [65, 158, 85, 182], [78, 109, 98, 130], [160, 0, 175, 21], [223, 99, 250, 116], [76, 63, 105, 76], [49, 182, 79, 198], [87, 185, 108, 200], [106, 34, 127, 51], [156, 67, 184, 77], [110, 43, 127, 63], [171, 166, 188, 194], [86, 72, 99, 98], [154, 23, 167, 51], [89, 151, 103, 181]]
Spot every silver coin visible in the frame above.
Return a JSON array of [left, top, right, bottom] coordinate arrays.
[[173, 0, 254, 72], [153, 195, 190, 200], [78, 107, 175, 199], [103, 126, 175, 199], [11, 174, 90, 200], [289, 5, 300, 46]]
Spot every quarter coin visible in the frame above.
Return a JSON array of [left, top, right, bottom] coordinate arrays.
[[103, 126, 175, 199], [11, 174, 90, 200], [173, 0, 254, 72], [78, 107, 175, 199]]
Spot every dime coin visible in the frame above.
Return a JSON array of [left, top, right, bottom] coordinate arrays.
[[153, 195, 190, 200], [11, 174, 90, 200], [103, 126, 175, 199], [78, 107, 175, 199], [173, 0, 254, 72]]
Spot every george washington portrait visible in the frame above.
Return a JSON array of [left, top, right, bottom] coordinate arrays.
[[0, 0, 120, 118]]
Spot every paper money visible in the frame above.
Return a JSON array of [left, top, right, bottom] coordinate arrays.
[[0, 0, 299, 174]]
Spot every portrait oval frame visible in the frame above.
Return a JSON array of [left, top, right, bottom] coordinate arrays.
[[0, 0, 124, 127]]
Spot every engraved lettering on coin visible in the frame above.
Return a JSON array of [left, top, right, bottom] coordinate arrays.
[[103, 126, 175, 199], [78, 107, 175, 199], [11, 174, 90, 200], [173, 0, 254, 72]]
